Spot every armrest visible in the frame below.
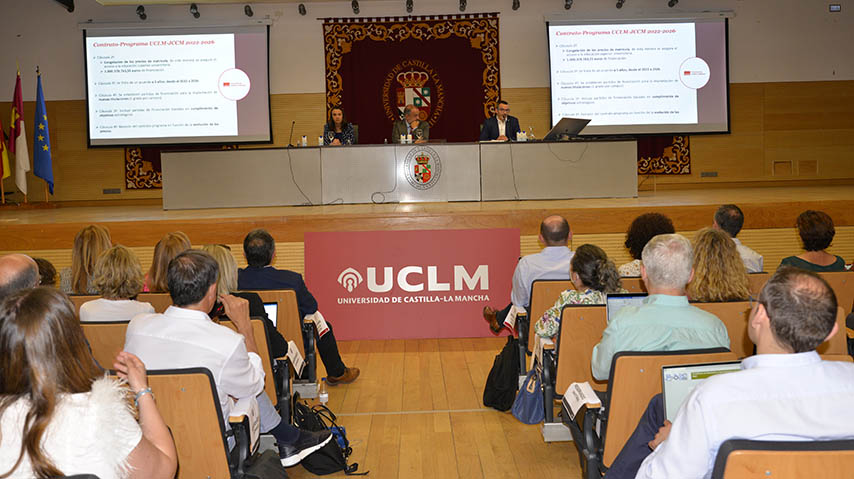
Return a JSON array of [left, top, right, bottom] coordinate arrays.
[[516, 313, 529, 376], [542, 346, 556, 423], [273, 357, 292, 423], [301, 321, 317, 383], [227, 397, 260, 476]]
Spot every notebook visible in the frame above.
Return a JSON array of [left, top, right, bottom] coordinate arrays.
[[605, 292, 647, 323], [661, 361, 742, 422]]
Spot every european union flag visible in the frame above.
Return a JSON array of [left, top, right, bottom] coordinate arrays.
[[34, 73, 54, 194]]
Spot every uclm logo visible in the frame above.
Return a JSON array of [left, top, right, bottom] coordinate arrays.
[[337, 265, 489, 293]]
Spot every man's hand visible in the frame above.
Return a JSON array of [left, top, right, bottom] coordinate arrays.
[[498, 135, 508, 141], [221, 294, 250, 330], [648, 420, 672, 450]]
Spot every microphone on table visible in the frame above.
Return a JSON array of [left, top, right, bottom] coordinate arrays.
[[287, 120, 296, 147]]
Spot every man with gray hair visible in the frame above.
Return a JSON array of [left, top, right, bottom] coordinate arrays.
[[0, 254, 39, 301], [590, 234, 730, 380], [713, 204, 764, 272]]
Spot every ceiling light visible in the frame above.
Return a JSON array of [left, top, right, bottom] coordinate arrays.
[[244, 5, 253, 17], [512, 0, 520, 10], [352, 0, 360, 14], [406, 0, 413, 13], [298, 3, 306, 15], [459, 0, 467, 12], [189, 3, 200, 18], [565, 0, 572, 9], [136, 5, 146, 20]]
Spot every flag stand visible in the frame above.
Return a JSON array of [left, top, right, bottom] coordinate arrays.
[[1, 181, 5, 205]]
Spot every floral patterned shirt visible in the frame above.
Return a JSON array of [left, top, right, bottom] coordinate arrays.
[[535, 288, 626, 339], [618, 259, 642, 277]]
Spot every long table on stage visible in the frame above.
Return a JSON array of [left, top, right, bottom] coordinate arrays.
[[161, 139, 637, 209]]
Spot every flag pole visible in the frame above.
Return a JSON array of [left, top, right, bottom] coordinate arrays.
[[44, 182, 49, 203], [1, 179, 5, 205]]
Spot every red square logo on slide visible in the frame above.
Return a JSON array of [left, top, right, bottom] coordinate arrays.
[[305, 229, 519, 340]]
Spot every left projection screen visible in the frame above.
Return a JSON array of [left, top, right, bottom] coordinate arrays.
[[84, 24, 272, 147]]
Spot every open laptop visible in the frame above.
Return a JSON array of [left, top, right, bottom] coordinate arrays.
[[662, 361, 742, 422], [263, 302, 278, 327], [606, 292, 647, 323], [543, 117, 591, 141]]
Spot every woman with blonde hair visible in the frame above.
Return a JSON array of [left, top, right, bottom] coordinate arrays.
[[80, 245, 154, 322], [59, 224, 112, 294], [0, 287, 176, 478], [688, 227, 750, 302], [201, 244, 287, 359], [144, 232, 191, 292]]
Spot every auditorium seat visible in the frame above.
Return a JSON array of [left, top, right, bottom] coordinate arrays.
[[747, 272, 770, 296], [619, 277, 647, 293], [551, 304, 608, 394], [818, 271, 854, 315], [693, 301, 752, 358], [526, 279, 574, 359], [81, 321, 129, 367], [69, 294, 99, 313], [711, 439, 854, 479], [820, 354, 854, 363], [565, 348, 736, 479], [68, 293, 173, 315]]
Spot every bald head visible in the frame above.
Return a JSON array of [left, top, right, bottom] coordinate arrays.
[[0, 254, 40, 301], [540, 216, 571, 246]]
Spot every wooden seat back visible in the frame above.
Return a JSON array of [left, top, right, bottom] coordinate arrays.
[[136, 292, 174, 313], [712, 439, 854, 479], [820, 307, 848, 355], [146, 368, 232, 479], [528, 280, 574, 356], [81, 321, 129, 367], [249, 289, 305, 358], [555, 305, 608, 393], [619, 277, 646, 293], [69, 294, 99, 313], [747, 272, 770, 296], [818, 271, 854, 315], [603, 349, 737, 467], [820, 354, 854, 363], [220, 318, 277, 404], [693, 301, 753, 358]]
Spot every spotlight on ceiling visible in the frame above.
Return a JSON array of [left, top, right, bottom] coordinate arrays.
[[668, 0, 678, 6], [136, 5, 146, 20], [406, 0, 413, 13], [512, 0, 520, 10], [298, 3, 306, 15], [616, 0, 624, 8], [244, 4, 253, 17], [459, 0, 467, 12], [352, 0, 360, 14], [189, 3, 200, 18], [565, 0, 572, 9]]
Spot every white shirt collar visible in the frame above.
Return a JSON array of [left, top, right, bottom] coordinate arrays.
[[163, 305, 212, 322], [741, 351, 821, 370]]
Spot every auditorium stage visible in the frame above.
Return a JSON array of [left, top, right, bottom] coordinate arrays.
[[1, 185, 853, 252]]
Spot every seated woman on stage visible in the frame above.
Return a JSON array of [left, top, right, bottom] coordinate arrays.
[[323, 107, 356, 146], [144, 232, 191, 292], [0, 287, 176, 479], [618, 213, 675, 277], [60, 224, 112, 295], [779, 210, 847, 272], [688, 228, 750, 302], [80, 245, 154, 322], [535, 244, 624, 339]]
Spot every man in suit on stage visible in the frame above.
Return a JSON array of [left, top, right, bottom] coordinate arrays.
[[392, 104, 430, 143], [479, 100, 520, 141]]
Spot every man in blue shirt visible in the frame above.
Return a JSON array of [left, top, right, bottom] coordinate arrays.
[[591, 233, 730, 380]]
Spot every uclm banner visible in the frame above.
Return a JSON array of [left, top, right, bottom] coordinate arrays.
[[305, 229, 519, 340]]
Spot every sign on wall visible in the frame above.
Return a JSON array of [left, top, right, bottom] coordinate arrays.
[[305, 229, 519, 340]]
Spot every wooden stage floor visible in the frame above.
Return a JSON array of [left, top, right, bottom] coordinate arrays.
[[1, 185, 853, 251]]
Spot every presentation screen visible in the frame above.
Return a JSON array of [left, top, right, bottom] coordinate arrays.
[[84, 24, 272, 147], [547, 18, 729, 136]]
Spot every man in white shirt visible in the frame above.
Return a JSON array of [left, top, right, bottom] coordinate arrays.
[[483, 215, 573, 332], [606, 267, 854, 479], [125, 250, 331, 466], [713, 204, 764, 273]]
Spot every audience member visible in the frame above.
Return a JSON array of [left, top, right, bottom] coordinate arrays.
[[237, 229, 359, 385], [688, 227, 750, 302], [535, 244, 623, 339], [0, 254, 39, 301], [779, 210, 846, 272], [713, 204, 764, 272], [618, 213, 675, 277], [203, 244, 288, 360], [0, 287, 176, 479], [33, 257, 57, 287], [145, 231, 192, 292], [591, 234, 730, 380], [125, 250, 331, 466], [610, 268, 854, 479], [483, 215, 574, 332], [59, 224, 111, 294], [80, 245, 154, 322]]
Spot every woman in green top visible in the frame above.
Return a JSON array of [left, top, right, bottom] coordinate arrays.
[[779, 210, 847, 272], [535, 244, 624, 339]]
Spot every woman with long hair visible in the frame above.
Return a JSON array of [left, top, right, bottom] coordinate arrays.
[[322, 107, 356, 146], [535, 244, 624, 339], [688, 227, 750, 302], [59, 224, 112, 294], [0, 287, 176, 478], [144, 231, 191, 292], [80, 245, 154, 322]]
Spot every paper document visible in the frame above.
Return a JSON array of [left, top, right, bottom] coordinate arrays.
[[307, 311, 330, 338], [503, 305, 522, 330], [562, 382, 602, 420], [287, 340, 306, 377]]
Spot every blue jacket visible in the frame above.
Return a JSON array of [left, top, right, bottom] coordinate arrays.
[[479, 115, 520, 141], [237, 266, 318, 318]]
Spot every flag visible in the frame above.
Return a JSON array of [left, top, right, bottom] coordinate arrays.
[[0, 119, 9, 181], [10, 70, 29, 194], [33, 73, 53, 194]]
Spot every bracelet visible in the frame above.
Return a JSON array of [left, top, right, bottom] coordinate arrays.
[[134, 387, 154, 407]]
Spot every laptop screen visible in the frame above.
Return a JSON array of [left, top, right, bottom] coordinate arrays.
[[662, 361, 742, 422], [263, 302, 278, 327], [606, 293, 647, 323]]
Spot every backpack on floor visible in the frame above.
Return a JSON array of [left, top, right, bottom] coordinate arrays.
[[483, 336, 520, 411], [292, 398, 368, 476]]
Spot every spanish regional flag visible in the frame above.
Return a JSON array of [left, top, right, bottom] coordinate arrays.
[[0, 118, 9, 182], [10, 69, 29, 195], [33, 72, 54, 195]]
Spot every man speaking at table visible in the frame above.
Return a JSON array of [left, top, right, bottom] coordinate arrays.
[[392, 104, 430, 143], [479, 100, 520, 141]]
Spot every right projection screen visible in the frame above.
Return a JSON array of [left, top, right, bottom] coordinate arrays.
[[547, 17, 729, 135]]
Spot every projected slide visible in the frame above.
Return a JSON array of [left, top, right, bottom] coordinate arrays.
[[548, 19, 729, 135]]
